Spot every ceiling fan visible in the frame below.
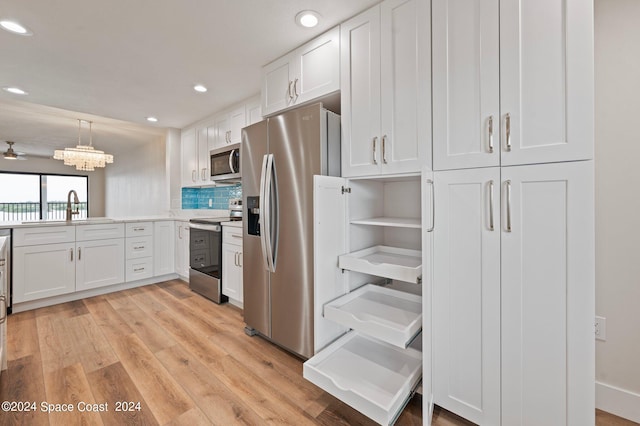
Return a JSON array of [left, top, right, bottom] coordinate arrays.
[[2, 141, 27, 160]]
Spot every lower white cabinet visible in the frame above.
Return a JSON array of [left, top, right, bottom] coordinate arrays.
[[432, 161, 594, 426], [154, 221, 175, 276], [14, 242, 77, 302], [76, 238, 125, 291], [306, 174, 428, 425], [222, 226, 243, 304], [175, 221, 190, 279]]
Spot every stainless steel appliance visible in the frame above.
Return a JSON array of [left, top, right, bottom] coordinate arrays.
[[242, 103, 340, 359], [210, 143, 240, 182], [188, 218, 228, 304], [229, 198, 242, 220]]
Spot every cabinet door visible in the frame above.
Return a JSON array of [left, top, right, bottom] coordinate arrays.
[[500, 0, 593, 165], [197, 126, 210, 184], [296, 26, 340, 105], [432, 167, 501, 425], [432, 0, 500, 170], [262, 54, 295, 116], [211, 113, 229, 150], [76, 238, 125, 291], [228, 106, 246, 144], [181, 128, 197, 186], [379, 0, 432, 174], [222, 243, 242, 302], [154, 221, 175, 276], [246, 99, 262, 125], [13, 242, 76, 302], [174, 222, 189, 278], [501, 161, 594, 426], [340, 6, 382, 177]]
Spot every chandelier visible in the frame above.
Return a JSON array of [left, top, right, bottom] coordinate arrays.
[[53, 119, 114, 171]]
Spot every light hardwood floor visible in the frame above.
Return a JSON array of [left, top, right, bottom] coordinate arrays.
[[0, 280, 636, 426]]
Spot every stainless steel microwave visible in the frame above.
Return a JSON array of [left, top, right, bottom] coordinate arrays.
[[210, 143, 240, 182]]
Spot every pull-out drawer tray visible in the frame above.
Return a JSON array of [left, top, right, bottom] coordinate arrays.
[[303, 331, 422, 425], [338, 246, 422, 284]]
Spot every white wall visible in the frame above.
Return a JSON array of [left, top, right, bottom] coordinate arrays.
[[165, 128, 183, 210], [595, 0, 640, 421], [0, 156, 105, 217], [104, 136, 167, 216]]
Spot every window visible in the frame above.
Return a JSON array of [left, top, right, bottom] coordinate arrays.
[[0, 172, 89, 222]]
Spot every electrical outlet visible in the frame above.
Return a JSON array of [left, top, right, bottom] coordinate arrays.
[[595, 316, 606, 341], [208, 198, 213, 208]]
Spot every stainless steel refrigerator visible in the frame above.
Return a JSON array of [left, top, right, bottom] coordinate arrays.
[[242, 103, 340, 359]]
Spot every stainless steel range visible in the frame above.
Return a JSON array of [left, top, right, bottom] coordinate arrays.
[[188, 217, 229, 304]]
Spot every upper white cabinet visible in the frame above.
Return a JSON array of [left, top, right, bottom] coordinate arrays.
[[246, 98, 262, 125], [432, 0, 594, 170], [341, 0, 431, 177], [262, 26, 340, 117], [181, 127, 211, 187], [212, 106, 246, 149]]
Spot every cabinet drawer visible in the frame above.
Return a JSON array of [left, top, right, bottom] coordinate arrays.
[[126, 222, 153, 237], [223, 227, 243, 247], [14, 226, 75, 246], [126, 236, 153, 259], [126, 257, 153, 282], [76, 223, 125, 241]]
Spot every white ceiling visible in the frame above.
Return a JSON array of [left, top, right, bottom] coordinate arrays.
[[0, 0, 379, 159]]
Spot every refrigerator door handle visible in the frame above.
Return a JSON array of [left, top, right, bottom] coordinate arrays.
[[259, 154, 271, 271], [264, 154, 277, 273]]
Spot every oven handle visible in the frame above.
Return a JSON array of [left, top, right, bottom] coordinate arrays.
[[229, 149, 237, 174], [188, 223, 221, 232]]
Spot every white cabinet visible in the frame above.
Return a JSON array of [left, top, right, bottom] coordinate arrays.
[[246, 98, 262, 125], [76, 238, 125, 291], [341, 0, 431, 177], [13, 242, 76, 303], [432, 0, 594, 170], [222, 226, 243, 305], [212, 107, 246, 149], [432, 168, 501, 425], [154, 221, 175, 276], [431, 162, 594, 425], [305, 173, 429, 425], [262, 26, 339, 117], [181, 126, 210, 186], [0, 236, 7, 372], [125, 222, 153, 282], [175, 221, 190, 279]]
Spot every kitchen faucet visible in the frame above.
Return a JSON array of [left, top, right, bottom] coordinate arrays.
[[66, 190, 80, 221]]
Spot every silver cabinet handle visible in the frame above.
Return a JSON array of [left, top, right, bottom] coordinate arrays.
[[287, 80, 294, 102], [0, 295, 6, 324], [0, 259, 5, 267], [382, 135, 388, 164], [231, 234, 242, 239], [488, 180, 495, 231], [293, 78, 299, 99], [133, 227, 145, 231], [505, 180, 512, 232], [372, 137, 378, 165], [238, 252, 242, 267], [178, 225, 183, 240], [192, 170, 196, 182], [134, 246, 145, 250], [70, 248, 74, 262], [505, 113, 512, 152], [488, 116, 494, 153], [134, 267, 145, 272], [202, 168, 207, 180], [227, 131, 231, 144], [78, 247, 81, 261], [426, 179, 435, 232]]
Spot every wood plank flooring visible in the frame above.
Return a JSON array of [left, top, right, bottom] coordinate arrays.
[[0, 280, 636, 426]]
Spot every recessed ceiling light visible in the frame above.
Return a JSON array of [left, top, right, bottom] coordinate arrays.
[[296, 10, 320, 28], [193, 84, 207, 93], [0, 20, 32, 35], [146, 116, 158, 123], [3, 87, 28, 95]]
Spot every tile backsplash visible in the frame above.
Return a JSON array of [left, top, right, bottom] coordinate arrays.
[[182, 184, 242, 210]]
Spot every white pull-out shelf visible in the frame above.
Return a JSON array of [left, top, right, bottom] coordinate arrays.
[[338, 245, 422, 284], [303, 331, 422, 425], [324, 284, 422, 348]]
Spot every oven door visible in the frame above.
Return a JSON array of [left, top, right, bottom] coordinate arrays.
[[210, 143, 241, 182], [188, 222, 227, 303]]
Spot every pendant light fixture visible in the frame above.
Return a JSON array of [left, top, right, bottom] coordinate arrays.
[[53, 119, 113, 171]]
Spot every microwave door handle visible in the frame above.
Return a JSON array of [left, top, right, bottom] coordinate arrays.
[[229, 149, 237, 174]]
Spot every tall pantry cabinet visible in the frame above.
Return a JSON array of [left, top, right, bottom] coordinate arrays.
[[430, 0, 595, 425]]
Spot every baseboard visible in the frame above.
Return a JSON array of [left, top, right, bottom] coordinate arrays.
[[596, 381, 640, 423]]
